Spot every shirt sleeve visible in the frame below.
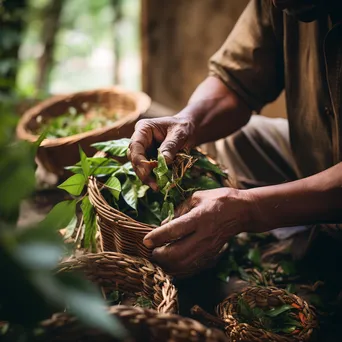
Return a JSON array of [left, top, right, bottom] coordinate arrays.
[[209, 0, 284, 112]]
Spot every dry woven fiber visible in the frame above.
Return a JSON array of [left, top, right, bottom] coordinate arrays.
[[87, 149, 232, 268], [38, 305, 228, 342], [57, 252, 178, 314], [16, 87, 151, 177], [216, 286, 318, 342]]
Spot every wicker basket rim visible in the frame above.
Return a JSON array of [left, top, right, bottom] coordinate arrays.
[[16, 86, 151, 147]]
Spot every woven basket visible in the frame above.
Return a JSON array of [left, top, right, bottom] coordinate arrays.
[[38, 305, 228, 342], [87, 150, 232, 263], [57, 252, 178, 314], [215, 286, 318, 342], [16, 87, 151, 177]]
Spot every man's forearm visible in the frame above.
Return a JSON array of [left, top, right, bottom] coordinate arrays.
[[176, 76, 252, 146], [247, 163, 342, 231]]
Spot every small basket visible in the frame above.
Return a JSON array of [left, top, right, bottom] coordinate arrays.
[[38, 305, 228, 342], [87, 150, 232, 263], [56, 252, 178, 314], [216, 286, 318, 342], [16, 87, 151, 177]]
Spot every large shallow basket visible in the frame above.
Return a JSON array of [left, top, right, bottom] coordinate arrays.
[[87, 150, 232, 263], [216, 286, 318, 342], [16, 87, 151, 177], [57, 252, 178, 314], [38, 305, 228, 342]]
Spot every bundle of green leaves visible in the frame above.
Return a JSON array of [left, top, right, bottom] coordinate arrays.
[[237, 296, 304, 335], [35, 106, 117, 139], [57, 138, 227, 251]]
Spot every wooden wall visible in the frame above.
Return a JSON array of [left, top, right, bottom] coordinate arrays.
[[141, 0, 286, 118]]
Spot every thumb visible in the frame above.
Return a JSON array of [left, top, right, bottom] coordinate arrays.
[[159, 128, 188, 164]]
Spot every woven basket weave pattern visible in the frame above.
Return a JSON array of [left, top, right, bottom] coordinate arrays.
[[216, 286, 317, 342], [39, 305, 228, 342], [57, 252, 178, 314]]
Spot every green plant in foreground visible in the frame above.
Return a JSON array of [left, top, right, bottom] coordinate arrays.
[[57, 138, 227, 251], [0, 105, 126, 341]]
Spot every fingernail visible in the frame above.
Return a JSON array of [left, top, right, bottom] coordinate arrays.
[[149, 183, 158, 192], [143, 238, 153, 249], [161, 151, 173, 164]]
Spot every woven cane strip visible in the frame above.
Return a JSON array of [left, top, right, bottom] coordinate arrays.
[[57, 252, 178, 314], [39, 305, 228, 342], [216, 286, 317, 342]]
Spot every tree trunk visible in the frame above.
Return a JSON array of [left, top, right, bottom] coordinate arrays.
[[111, 0, 123, 84], [35, 0, 65, 92], [0, 0, 28, 95]]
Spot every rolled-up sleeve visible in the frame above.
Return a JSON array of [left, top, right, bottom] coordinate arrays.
[[209, 0, 284, 112]]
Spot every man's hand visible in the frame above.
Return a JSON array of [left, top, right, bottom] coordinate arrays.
[[128, 115, 196, 190], [143, 188, 255, 275]]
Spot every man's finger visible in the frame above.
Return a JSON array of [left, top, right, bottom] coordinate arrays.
[[143, 209, 198, 248], [152, 233, 195, 274], [159, 128, 188, 164], [174, 199, 192, 219]]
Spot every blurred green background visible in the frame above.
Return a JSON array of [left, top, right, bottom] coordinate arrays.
[[1, 0, 141, 100]]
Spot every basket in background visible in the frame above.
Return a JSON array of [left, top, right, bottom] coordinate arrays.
[[16, 87, 151, 178], [216, 286, 318, 342]]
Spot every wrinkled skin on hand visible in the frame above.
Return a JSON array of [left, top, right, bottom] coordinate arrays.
[[127, 116, 196, 190], [143, 188, 254, 276]]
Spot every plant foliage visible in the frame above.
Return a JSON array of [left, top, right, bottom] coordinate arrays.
[[0, 105, 126, 340], [58, 138, 227, 249]]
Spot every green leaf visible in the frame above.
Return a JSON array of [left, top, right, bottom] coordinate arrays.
[[14, 242, 63, 270], [64, 215, 78, 239], [280, 261, 297, 276], [194, 157, 226, 177], [81, 197, 97, 252], [39, 200, 77, 232], [58, 174, 86, 196], [265, 305, 293, 317], [135, 296, 153, 309], [195, 175, 221, 190], [247, 247, 261, 267], [137, 184, 149, 198], [238, 267, 251, 282], [79, 146, 90, 178], [237, 298, 253, 320], [153, 150, 170, 191], [92, 138, 131, 157], [138, 201, 162, 226], [108, 290, 121, 305], [161, 201, 174, 223], [114, 161, 136, 177], [65, 158, 121, 177], [34, 130, 48, 148], [122, 178, 138, 210], [276, 326, 297, 334], [105, 176, 121, 200], [286, 283, 296, 294]]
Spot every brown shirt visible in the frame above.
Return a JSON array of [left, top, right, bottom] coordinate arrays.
[[209, 0, 342, 179]]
